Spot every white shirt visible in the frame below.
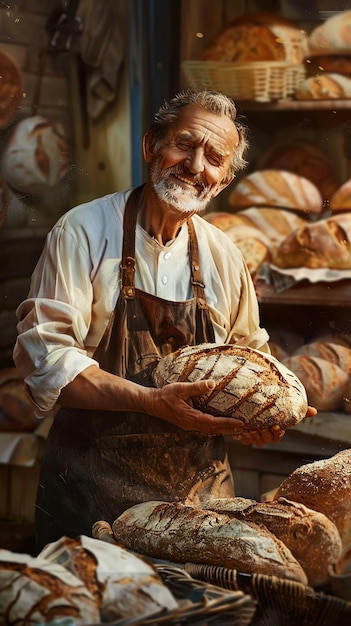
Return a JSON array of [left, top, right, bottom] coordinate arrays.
[[14, 189, 269, 416]]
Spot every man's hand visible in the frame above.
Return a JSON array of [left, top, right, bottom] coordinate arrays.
[[234, 405, 317, 447]]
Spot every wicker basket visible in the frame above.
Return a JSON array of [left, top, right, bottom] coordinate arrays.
[[185, 563, 351, 626], [181, 60, 306, 102]]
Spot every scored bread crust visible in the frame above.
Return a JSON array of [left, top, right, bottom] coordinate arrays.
[[112, 500, 308, 584], [0, 550, 100, 625], [193, 495, 342, 588], [152, 343, 308, 430], [273, 449, 351, 549]]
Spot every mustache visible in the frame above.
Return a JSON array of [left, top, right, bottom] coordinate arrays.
[[166, 165, 206, 189]]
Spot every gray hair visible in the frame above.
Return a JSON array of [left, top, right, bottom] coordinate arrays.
[[150, 89, 249, 177]]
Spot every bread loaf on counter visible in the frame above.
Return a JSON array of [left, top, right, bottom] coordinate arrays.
[[228, 169, 323, 214], [273, 214, 351, 269], [152, 343, 308, 430], [0, 549, 100, 625], [39, 535, 177, 621], [273, 449, 351, 548], [282, 354, 349, 411], [112, 500, 308, 584], [200, 12, 308, 63], [194, 495, 342, 587]]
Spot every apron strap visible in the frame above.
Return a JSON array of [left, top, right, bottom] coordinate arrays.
[[121, 185, 208, 309]]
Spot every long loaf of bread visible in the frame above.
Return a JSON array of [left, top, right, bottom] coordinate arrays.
[[112, 500, 308, 584], [194, 495, 342, 587]]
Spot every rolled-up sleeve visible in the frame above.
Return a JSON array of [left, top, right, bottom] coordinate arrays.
[[13, 224, 100, 417]]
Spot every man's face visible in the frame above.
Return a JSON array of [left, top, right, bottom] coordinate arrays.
[[148, 104, 239, 214]]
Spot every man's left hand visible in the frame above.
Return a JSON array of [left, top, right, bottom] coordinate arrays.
[[235, 405, 317, 447]]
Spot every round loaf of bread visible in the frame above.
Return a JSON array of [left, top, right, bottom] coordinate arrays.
[[1, 115, 70, 195], [308, 10, 351, 55], [295, 73, 351, 100], [273, 449, 351, 548], [282, 354, 349, 411], [330, 181, 351, 212], [0, 549, 99, 624], [152, 343, 308, 430], [200, 12, 308, 64], [228, 169, 323, 214]]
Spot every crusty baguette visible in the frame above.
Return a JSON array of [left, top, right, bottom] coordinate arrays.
[[152, 343, 308, 430], [194, 495, 342, 587], [112, 500, 308, 584], [273, 449, 351, 548]]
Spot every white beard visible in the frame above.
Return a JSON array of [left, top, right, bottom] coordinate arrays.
[[151, 164, 211, 214]]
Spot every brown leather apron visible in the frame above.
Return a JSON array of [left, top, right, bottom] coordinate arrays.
[[35, 186, 234, 552]]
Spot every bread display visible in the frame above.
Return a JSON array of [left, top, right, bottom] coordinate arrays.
[[295, 73, 351, 100], [273, 214, 351, 269], [330, 180, 351, 212], [256, 140, 340, 203], [200, 12, 308, 64], [308, 10, 351, 56], [112, 500, 308, 583], [152, 342, 308, 430], [282, 354, 349, 411], [193, 495, 342, 587], [294, 342, 351, 375], [0, 549, 100, 625], [307, 55, 351, 77], [1, 115, 70, 195], [228, 169, 323, 214], [273, 449, 351, 548], [39, 535, 177, 621]]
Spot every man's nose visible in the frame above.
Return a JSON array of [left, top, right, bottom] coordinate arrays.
[[185, 148, 205, 173]]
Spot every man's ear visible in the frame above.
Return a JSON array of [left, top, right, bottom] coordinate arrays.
[[142, 130, 154, 163]]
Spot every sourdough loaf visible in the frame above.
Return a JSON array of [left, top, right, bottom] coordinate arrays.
[[228, 169, 323, 214], [194, 495, 342, 587], [308, 10, 351, 55], [330, 181, 351, 212], [152, 343, 308, 430], [1, 115, 70, 195], [200, 13, 308, 64], [112, 500, 308, 583], [0, 549, 99, 625], [282, 354, 349, 411], [39, 535, 177, 621], [203, 211, 249, 231], [256, 140, 340, 203], [273, 449, 351, 548], [235, 207, 308, 248], [231, 234, 270, 276], [294, 342, 351, 375], [273, 214, 351, 269], [295, 73, 351, 100]]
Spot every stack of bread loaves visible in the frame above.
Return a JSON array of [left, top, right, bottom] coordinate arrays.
[[296, 10, 351, 99], [204, 169, 323, 277], [0, 536, 178, 624]]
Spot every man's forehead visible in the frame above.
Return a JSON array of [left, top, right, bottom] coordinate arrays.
[[172, 104, 238, 143]]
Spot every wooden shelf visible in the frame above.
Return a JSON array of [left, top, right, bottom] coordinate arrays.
[[255, 279, 351, 307]]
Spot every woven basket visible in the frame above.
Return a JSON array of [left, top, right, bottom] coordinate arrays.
[[185, 563, 351, 626], [181, 60, 306, 102]]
